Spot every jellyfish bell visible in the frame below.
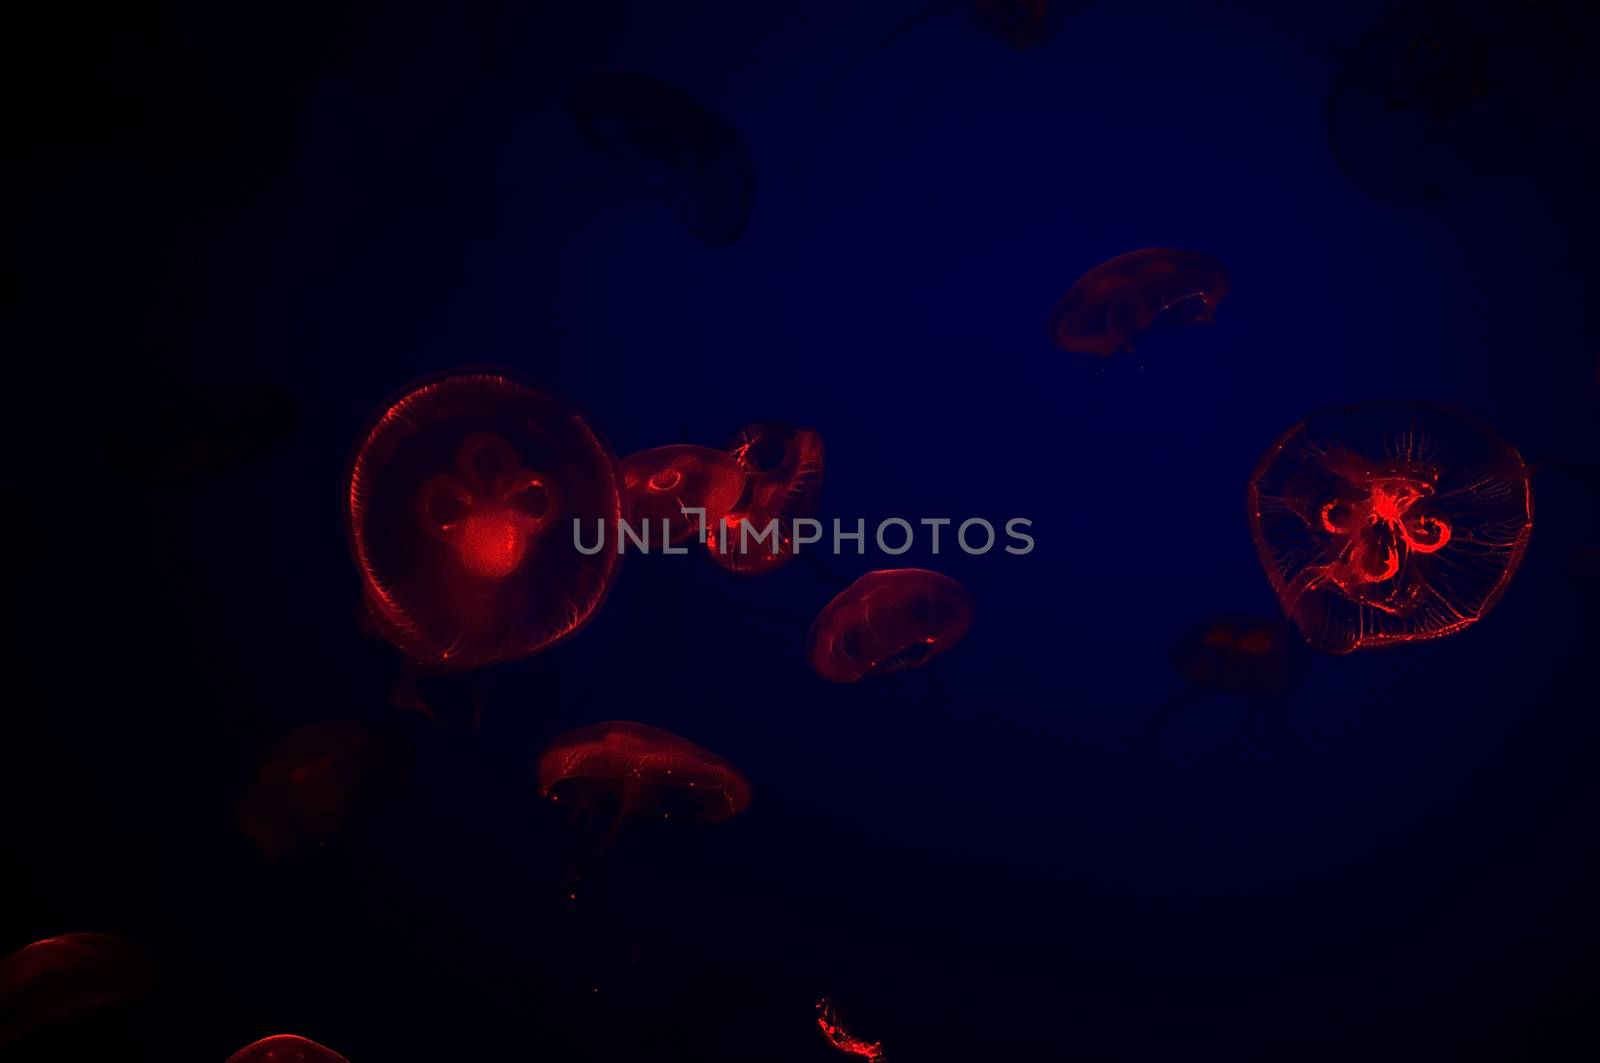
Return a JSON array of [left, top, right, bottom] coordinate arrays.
[[815, 997, 885, 1061], [807, 568, 974, 683], [1172, 613, 1301, 700], [1248, 403, 1533, 654], [225, 1034, 350, 1063], [0, 933, 153, 1051], [707, 423, 824, 574], [621, 445, 745, 547], [236, 721, 413, 861], [1049, 248, 1230, 357], [570, 72, 754, 246], [346, 370, 624, 671]]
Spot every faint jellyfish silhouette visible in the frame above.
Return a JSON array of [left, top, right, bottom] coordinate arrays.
[[621, 444, 746, 547], [225, 1034, 351, 1062], [103, 378, 297, 484], [346, 370, 624, 671], [1249, 403, 1533, 653], [971, 0, 1054, 48], [807, 569, 973, 682], [0, 933, 152, 1051], [707, 423, 824, 574], [236, 722, 413, 861], [571, 72, 754, 245], [1049, 248, 1230, 357], [1172, 613, 1302, 701], [816, 997, 885, 1061]]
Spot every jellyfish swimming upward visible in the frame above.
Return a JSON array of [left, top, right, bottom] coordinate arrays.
[[707, 422, 824, 574], [346, 371, 623, 671], [808, 569, 973, 682], [1249, 403, 1533, 653], [1049, 248, 1230, 356]]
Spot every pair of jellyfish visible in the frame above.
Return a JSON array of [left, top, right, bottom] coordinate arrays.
[[1050, 248, 1230, 357], [1248, 402, 1533, 653], [621, 421, 825, 575]]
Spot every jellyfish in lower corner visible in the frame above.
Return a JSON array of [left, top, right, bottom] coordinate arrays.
[[1248, 403, 1533, 654], [1049, 248, 1230, 357], [621, 444, 746, 547], [816, 998, 884, 1061], [571, 72, 754, 246], [346, 371, 624, 671], [225, 1034, 350, 1062], [707, 423, 824, 574], [0, 933, 153, 1051], [808, 569, 973, 682], [236, 722, 413, 861]]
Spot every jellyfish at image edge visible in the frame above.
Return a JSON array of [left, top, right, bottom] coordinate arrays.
[[1049, 248, 1230, 356], [1248, 402, 1533, 654], [571, 72, 754, 246], [707, 422, 824, 574], [225, 1034, 350, 1063], [236, 721, 413, 862], [971, 0, 1054, 49], [1172, 613, 1302, 701], [816, 997, 885, 1061], [346, 371, 624, 671], [0, 933, 153, 1050], [621, 444, 746, 547], [808, 568, 973, 682]]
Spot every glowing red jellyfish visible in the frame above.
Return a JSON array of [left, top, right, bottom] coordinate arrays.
[[236, 722, 412, 861], [807, 569, 973, 683], [225, 1034, 350, 1063], [1248, 403, 1533, 654], [347, 371, 623, 670], [707, 422, 824, 574], [620, 444, 745, 546], [538, 721, 752, 830], [816, 998, 884, 1061], [1049, 248, 1230, 356], [0, 933, 152, 1051]]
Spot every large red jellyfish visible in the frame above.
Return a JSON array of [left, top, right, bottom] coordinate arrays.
[[620, 445, 745, 547], [0, 933, 152, 1050], [807, 569, 973, 683], [236, 722, 412, 861], [706, 423, 824, 574], [815, 998, 884, 1061], [1049, 248, 1230, 356], [225, 1034, 350, 1062], [1248, 403, 1533, 654], [346, 371, 624, 671], [538, 721, 752, 831]]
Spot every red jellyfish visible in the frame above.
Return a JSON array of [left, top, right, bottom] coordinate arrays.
[[346, 371, 624, 671], [807, 569, 973, 683], [0, 933, 153, 1050], [1049, 248, 1230, 356], [1248, 403, 1533, 654], [1172, 613, 1301, 701], [236, 722, 412, 861], [707, 422, 824, 574], [815, 997, 885, 1061], [225, 1034, 350, 1062], [620, 444, 746, 547]]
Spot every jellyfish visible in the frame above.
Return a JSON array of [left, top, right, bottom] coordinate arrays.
[[815, 997, 885, 1061], [1048, 248, 1230, 357], [971, 0, 1054, 48], [103, 378, 297, 484], [346, 371, 624, 671], [236, 722, 412, 861], [706, 423, 825, 574], [620, 444, 746, 547], [1248, 403, 1533, 654], [571, 72, 754, 246], [0, 933, 152, 1051], [1172, 613, 1302, 701], [807, 568, 973, 683], [225, 1034, 350, 1062]]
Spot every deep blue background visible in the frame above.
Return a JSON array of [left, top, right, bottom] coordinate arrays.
[[10, 1, 1600, 1060]]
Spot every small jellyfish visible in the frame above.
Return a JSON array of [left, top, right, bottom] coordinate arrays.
[[1249, 403, 1533, 653], [1172, 613, 1302, 701], [571, 72, 754, 246], [225, 1034, 351, 1063], [807, 569, 973, 683], [236, 722, 412, 861], [1049, 248, 1230, 356], [620, 444, 746, 547], [971, 0, 1054, 48], [0, 933, 152, 1051], [707, 423, 825, 574], [816, 997, 885, 1061], [346, 371, 624, 671]]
